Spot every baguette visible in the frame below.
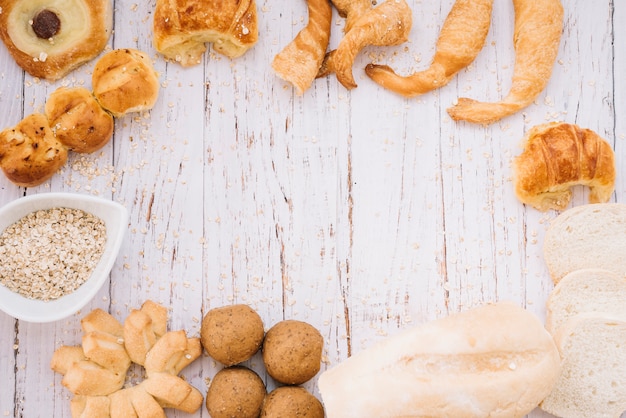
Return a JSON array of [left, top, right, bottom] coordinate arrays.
[[318, 301, 560, 418]]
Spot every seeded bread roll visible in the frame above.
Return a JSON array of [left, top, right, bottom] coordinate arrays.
[[0, 0, 112, 80], [92, 48, 160, 117], [45, 87, 114, 153], [0, 113, 68, 187], [261, 386, 324, 418], [153, 0, 258, 66], [205, 367, 266, 418]]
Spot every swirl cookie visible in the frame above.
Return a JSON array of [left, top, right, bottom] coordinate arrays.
[[0, 0, 113, 80]]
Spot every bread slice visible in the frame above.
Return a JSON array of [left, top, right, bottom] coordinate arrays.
[[546, 268, 626, 334], [543, 203, 626, 284], [540, 313, 626, 418]]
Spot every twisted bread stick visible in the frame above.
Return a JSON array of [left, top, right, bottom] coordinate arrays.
[[365, 0, 493, 97], [272, 0, 332, 95], [447, 0, 563, 124]]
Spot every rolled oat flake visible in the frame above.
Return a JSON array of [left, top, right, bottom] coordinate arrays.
[[0, 207, 106, 301]]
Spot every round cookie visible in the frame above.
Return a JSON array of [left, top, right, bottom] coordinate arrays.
[[205, 366, 266, 418], [92, 48, 160, 117], [262, 320, 323, 385], [45, 87, 114, 153], [201, 304, 265, 366], [261, 386, 324, 418], [0, 0, 113, 80], [0, 113, 68, 187]]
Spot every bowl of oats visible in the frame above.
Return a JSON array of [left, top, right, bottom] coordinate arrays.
[[0, 192, 128, 322]]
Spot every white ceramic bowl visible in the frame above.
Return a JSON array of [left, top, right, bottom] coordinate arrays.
[[0, 193, 128, 322]]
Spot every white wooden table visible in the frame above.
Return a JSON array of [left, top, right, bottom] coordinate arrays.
[[0, 0, 623, 416]]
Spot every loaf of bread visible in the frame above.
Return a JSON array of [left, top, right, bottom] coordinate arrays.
[[153, 0, 258, 66], [540, 313, 626, 418], [45, 87, 114, 154], [0, 0, 112, 80], [543, 203, 626, 283], [92, 48, 160, 117], [546, 268, 626, 334], [0, 113, 68, 187], [318, 301, 560, 418], [514, 122, 615, 211]]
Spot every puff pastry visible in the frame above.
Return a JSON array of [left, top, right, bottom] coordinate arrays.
[[514, 122, 615, 211], [153, 0, 258, 66], [0, 0, 112, 80], [331, 0, 372, 33], [447, 0, 563, 124], [272, 0, 332, 95], [365, 0, 493, 97], [317, 0, 413, 89]]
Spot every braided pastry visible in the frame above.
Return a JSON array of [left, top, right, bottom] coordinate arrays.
[[0, 0, 112, 80], [51, 301, 203, 418]]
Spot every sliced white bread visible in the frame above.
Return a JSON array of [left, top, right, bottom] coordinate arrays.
[[540, 313, 626, 418], [545, 268, 626, 334], [543, 203, 626, 284]]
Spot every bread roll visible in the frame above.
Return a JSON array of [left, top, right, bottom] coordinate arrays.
[[318, 301, 560, 418], [92, 48, 160, 117], [70, 395, 111, 418], [81, 331, 131, 375], [153, 0, 258, 66], [543, 203, 626, 283], [45, 87, 114, 153], [0, 0, 112, 80], [540, 313, 626, 418], [546, 268, 626, 334], [0, 113, 68, 187], [514, 122, 615, 211]]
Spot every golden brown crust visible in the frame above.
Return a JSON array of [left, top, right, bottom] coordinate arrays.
[[70, 395, 111, 418], [317, 0, 412, 89], [153, 0, 258, 66], [45, 87, 114, 153], [0, 0, 112, 80], [0, 113, 68, 187], [81, 331, 131, 375], [140, 372, 204, 413], [513, 122, 615, 211], [447, 0, 563, 124], [330, 0, 372, 33], [365, 0, 493, 97], [92, 48, 160, 117], [272, 0, 332, 95]]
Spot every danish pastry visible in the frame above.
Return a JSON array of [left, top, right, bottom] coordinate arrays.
[[0, 0, 112, 80], [92, 48, 160, 117], [153, 0, 258, 66], [45, 87, 114, 154], [317, 0, 412, 90], [447, 0, 564, 124], [365, 0, 493, 97], [513, 122, 615, 211], [272, 0, 332, 95], [0, 113, 68, 187]]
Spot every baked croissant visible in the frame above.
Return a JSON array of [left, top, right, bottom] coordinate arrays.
[[272, 0, 332, 95], [317, 0, 412, 89], [330, 0, 372, 33], [447, 0, 564, 124], [513, 122, 615, 211], [365, 0, 493, 97]]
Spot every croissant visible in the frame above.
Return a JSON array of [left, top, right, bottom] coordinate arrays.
[[447, 0, 564, 124], [317, 0, 412, 89], [513, 122, 615, 211], [365, 0, 493, 97], [330, 0, 372, 33], [272, 0, 332, 95]]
